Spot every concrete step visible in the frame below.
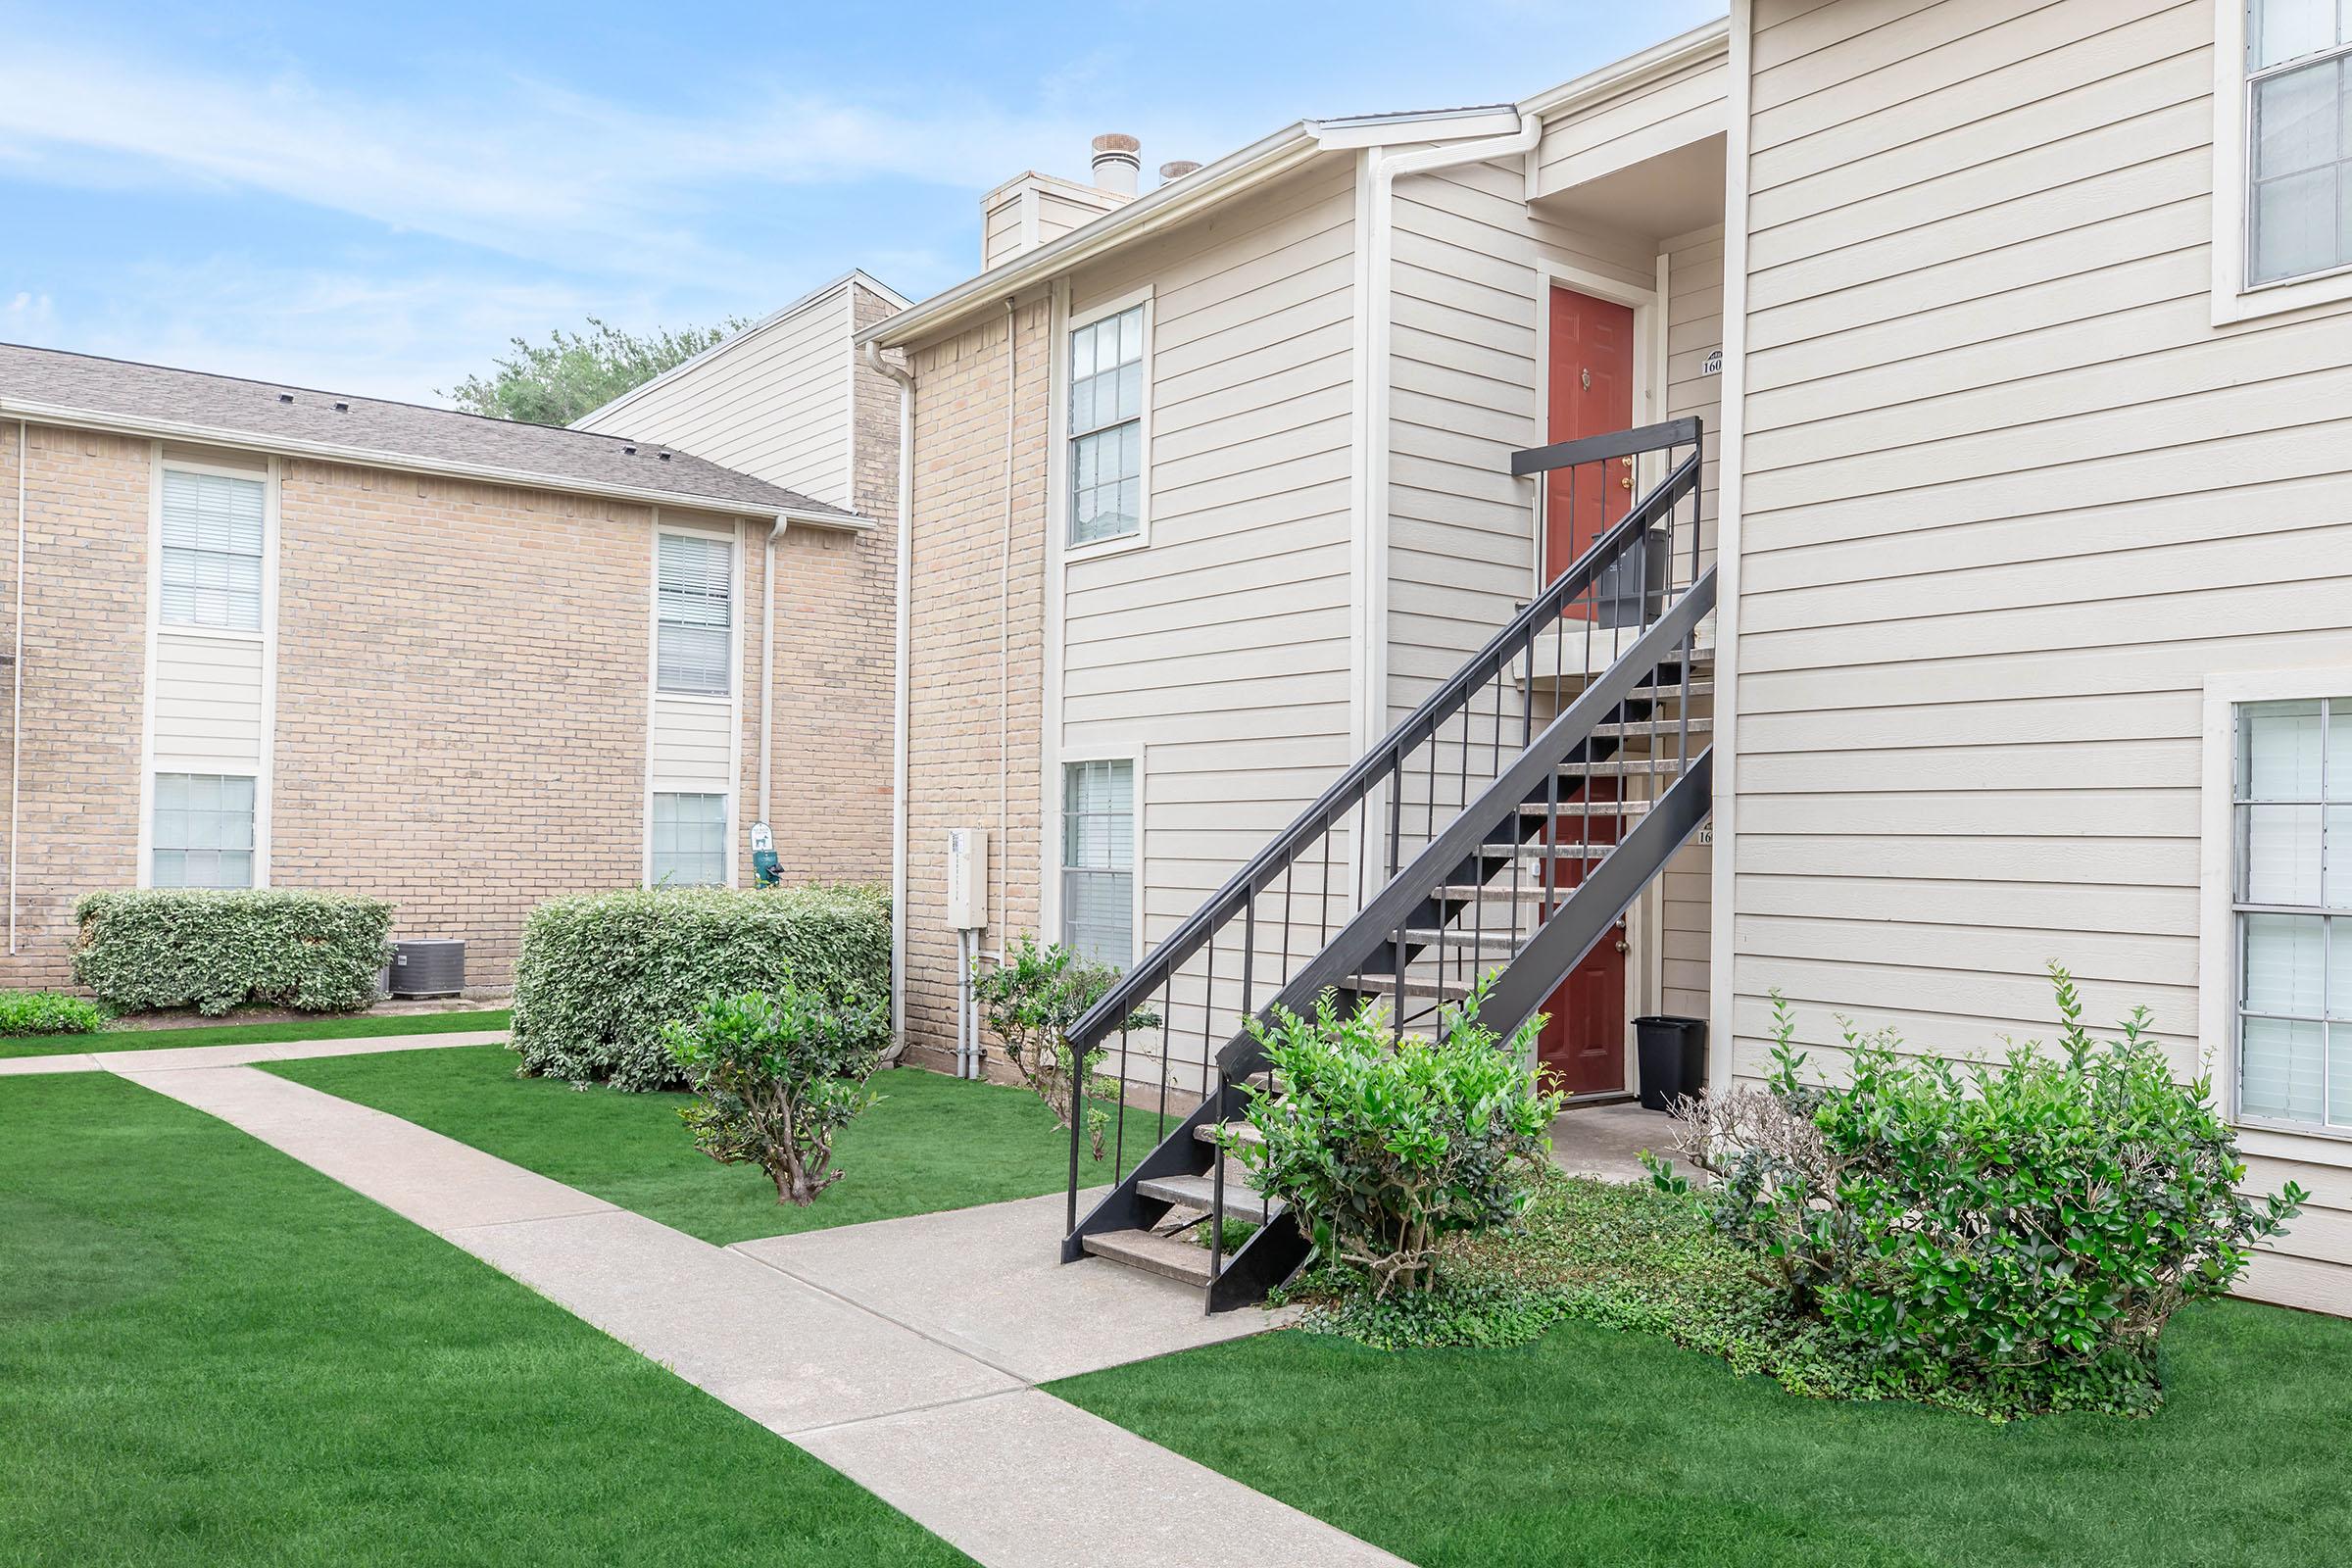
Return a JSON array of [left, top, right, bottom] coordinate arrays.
[[1080, 1226, 1216, 1287], [1591, 717, 1712, 740], [1515, 799, 1650, 819], [1559, 758, 1686, 779], [1193, 1118, 1263, 1148], [1137, 1172, 1283, 1225]]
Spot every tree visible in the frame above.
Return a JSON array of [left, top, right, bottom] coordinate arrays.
[[662, 984, 887, 1206], [441, 315, 749, 426]]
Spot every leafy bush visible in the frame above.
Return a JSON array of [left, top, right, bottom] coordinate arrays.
[[73, 890, 393, 1016], [0, 990, 110, 1037], [970, 934, 1157, 1157], [1231, 976, 1562, 1295], [662, 984, 887, 1205], [511, 883, 889, 1090], [1645, 964, 2306, 1411]]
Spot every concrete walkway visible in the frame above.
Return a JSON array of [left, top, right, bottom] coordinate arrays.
[[0, 1028, 506, 1076], [111, 1060, 1405, 1568]]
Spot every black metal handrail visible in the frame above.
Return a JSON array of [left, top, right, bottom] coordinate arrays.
[[1058, 421, 1702, 1057], [1055, 416, 1708, 1248]]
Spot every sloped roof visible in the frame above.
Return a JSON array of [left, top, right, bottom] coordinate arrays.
[[0, 341, 860, 523]]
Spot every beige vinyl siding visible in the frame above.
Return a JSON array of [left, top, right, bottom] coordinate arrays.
[[1730, 0, 2352, 1310], [1058, 160, 1358, 938], [1037, 188, 1116, 245], [983, 194, 1028, 270], [1533, 51, 1728, 201], [150, 632, 265, 774], [575, 283, 856, 508], [649, 698, 732, 793]]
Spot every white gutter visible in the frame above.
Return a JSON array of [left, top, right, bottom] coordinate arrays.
[[0, 396, 867, 534], [1350, 112, 1543, 765], [862, 340, 918, 1045]]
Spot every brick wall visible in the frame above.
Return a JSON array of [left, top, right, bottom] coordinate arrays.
[[270, 458, 658, 981], [0, 425, 851, 994], [752, 280, 903, 885], [0, 423, 149, 987], [901, 297, 1054, 1061]]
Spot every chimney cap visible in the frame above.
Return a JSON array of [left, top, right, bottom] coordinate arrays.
[[1158, 160, 1202, 181], [1091, 132, 1141, 155]]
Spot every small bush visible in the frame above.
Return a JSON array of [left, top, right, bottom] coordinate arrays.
[[511, 883, 890, 1090], [1232, 976, 1562, 1295], [73, 890, 393, 1016], [1645, 964, 2306, 1413], [0, 990, 110, 1037], [663, 984, 888, 1205], [970, 934, 1157, 1156]]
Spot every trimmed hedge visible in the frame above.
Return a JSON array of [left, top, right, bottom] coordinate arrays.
[[73, 889, 395, 1016], [510, 883, 891, 1090], [0, 990, 110, 1037]]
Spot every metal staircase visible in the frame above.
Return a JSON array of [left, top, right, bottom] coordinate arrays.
[[1057, 417, 1714, 1310]]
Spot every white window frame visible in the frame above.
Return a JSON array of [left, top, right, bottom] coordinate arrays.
[[138, 447, 276, 890], [647, 789, 732, 888], [2212, 1, 2352, 323], [148, 771, 261, 889], [1060, 285, 1152, 560], [653, 522, 739, 700], [1055, 747, 1143, 969], [2201, 666, 2352, 1168]]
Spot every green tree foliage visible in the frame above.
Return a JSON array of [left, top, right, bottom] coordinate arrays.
[[442, 316, 749, 426], [1233, 976, 1562, 1296], [662, 984, 888, 1206], [1647, 963, 2306, 1408], [969, 934, 1157, 1156]]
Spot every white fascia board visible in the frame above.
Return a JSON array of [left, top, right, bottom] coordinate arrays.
[[1517, 17, 1730, 122], [0, 396, 870, 531], [1311, 105, 1522, 150], [860, 122, 1326, 349]]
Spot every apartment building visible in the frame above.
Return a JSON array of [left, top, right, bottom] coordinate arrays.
[[866, 2, 2351, 1315], [0, 340, 879, 987]]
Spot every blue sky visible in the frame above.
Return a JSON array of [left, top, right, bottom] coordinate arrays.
[[0, 1, 1723, 405]]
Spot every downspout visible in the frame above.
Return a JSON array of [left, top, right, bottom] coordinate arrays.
[[8, 419, 22, 955], [759, 514, 783, 829], [998, 297, 1016, 1002], [862, 340, 917, 1046], [1348, 113, 1540, 890]]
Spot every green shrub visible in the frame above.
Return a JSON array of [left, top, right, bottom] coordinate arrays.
[[1231, 975, 1562, 1295], [511, 883, 890, 1090], [0, 990, 110, 1037], [663, 984, 888, 1205], [73, 890, 394, 1016], [970, 934, 1157, 1157], [1645, 964, 2306, 1411]]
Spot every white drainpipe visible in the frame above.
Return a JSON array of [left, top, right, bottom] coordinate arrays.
[[9, 418, 23, 955], [863, 340, 917, 1046]]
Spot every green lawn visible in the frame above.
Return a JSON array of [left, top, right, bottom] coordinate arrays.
[[0, 1007, 511, 1059], [267, 1045, 1078, 1245], [0, 1072, 969, 1567], [1052, 1301, 2350, 1568]]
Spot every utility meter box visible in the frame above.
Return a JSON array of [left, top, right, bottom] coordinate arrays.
[[945, 828, 988, 930]]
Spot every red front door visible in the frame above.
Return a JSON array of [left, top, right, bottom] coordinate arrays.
[[1537, 285, 1634, 1097]]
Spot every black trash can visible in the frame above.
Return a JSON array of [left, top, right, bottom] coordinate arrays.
[[1634, 1015, 1706, 1111]]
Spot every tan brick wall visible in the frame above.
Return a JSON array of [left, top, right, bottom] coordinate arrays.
[[752, 281, 902, 886], [901, 297, 1054, 1057], [270, 458, 664, 982], [0, 423, 149, 988]]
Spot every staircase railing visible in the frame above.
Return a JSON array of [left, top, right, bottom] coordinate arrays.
[[1055, 416, 1708, 1244]]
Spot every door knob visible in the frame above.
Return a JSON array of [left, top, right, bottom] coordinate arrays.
[[1613, 939, 1629, 954]]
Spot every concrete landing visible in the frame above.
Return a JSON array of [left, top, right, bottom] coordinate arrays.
[[1548, 1099, 1675, 1181]]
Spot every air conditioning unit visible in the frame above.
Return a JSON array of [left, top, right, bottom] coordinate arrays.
[[389, 939, 466, 999]]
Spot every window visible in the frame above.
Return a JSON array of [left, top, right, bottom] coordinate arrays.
[[160, 468, 266, 631], [2243, 0, 2352, 287], [650, 792, 728, 887], [657, 532, 733, 696], [1061, 759, 1135, 967], [2232, 697, 2352, 1131], [1067, 302, 1146, 547], [152, 773, 256, 888]]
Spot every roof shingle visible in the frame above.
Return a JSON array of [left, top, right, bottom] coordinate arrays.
[[0, 342, 858, 522]]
